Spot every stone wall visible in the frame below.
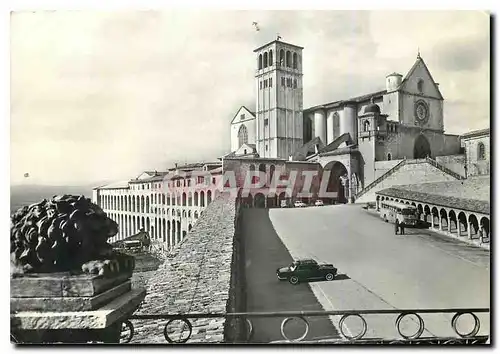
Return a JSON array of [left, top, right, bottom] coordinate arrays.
[[436, 154, 466, 177], [356, 160, 459, 204], [374, 160, 403, 180], [463, 134, 490, 176], [129, 193, 238, 343]]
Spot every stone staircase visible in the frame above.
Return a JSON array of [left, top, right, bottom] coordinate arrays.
[[355, 157, 465, 203]]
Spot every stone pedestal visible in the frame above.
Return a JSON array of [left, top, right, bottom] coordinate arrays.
[[11, 288, 145, 344]]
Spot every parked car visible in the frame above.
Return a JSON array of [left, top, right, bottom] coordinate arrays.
[[294, 201, 307, 208], [314, 200, 324, 206], [277, 259, 337, 285]]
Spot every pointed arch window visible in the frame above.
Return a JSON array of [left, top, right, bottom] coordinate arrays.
[[258, 54, 263, 70], [478, 142, 486, 160], [293, 53, 298, 69], [286, 51, 291, 67], [363, 120, 370, 132], [263, 52, 268, 68], [279, 49, 285, 66], [238, 124, 248, 147], [269, 50, 273, 66]]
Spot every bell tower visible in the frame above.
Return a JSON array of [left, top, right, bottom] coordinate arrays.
[[254, 38, 304, 159]]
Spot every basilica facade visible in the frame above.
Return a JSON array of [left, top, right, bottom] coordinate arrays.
[[229, 39, 469, 202]]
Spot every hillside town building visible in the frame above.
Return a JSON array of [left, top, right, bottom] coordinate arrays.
[[94, 38, 490, 249]]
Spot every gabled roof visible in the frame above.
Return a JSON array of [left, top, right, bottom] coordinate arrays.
[[399, 55, 444, 100], [231, 106, 255, 124], [245, 143, 257, 149], [225, 143, 259, 159]]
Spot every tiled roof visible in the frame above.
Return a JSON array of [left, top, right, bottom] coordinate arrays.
[[394, 178, 489, 201], [97, 180, 130, 189], [461, 128, 490, 139], [377, 186, 490, 215]]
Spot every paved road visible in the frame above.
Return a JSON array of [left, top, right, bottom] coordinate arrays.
[[241, 208, 339, 343], [268, 204, 490, 339]]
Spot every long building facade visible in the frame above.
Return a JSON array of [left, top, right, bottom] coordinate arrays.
[[93, 163, 223, 247]]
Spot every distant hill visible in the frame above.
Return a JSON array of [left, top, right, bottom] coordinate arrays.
[[10, 183, 104, 214]]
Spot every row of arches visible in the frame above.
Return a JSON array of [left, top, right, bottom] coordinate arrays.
[[101, 190, 216, 212], [242, 160, 349, 206], [258, 49, 299, 70], [376, 195, 490, 243], [239, 191, 307, 208], [107, 212, 199, 248]]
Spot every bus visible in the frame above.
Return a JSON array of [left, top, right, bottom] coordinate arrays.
[[379, 200, 418, 227]]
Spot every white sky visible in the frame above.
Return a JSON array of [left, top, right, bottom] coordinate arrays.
[[10, 10, 490, 185]]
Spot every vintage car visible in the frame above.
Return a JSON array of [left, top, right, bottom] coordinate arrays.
[[314, 200, 324, 206], [294, 201, 307, 208], [277, 259, 337, 285]]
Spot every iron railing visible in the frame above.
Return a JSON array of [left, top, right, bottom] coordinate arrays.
[[356, 159, 408, 199], [121, 307, 490, 344], [425, 157, 466, 180]]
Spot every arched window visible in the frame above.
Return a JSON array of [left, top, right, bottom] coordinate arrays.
[[478, 142, 486, 160], [286, 51, 291, 67], [263, 52, 268, 68], [363, 120, 370, 132], [387, 153, 392, 161], [293, 53, 298, 69], [238, 124, 248, 147], [269, 50, 273, 66], [417, 79, 424, 93], [279, 49, 285, 66], [258, 54, 262, 69]]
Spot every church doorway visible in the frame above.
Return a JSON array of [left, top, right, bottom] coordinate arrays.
[[322, 161, 348, 204], [413, 134, 431, 159]]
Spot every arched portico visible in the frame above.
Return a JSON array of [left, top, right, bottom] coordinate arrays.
[[321, 160, 349, 204]]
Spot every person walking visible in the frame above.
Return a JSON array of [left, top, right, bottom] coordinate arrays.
[[395, 219, 400, 235], [400, 222, 405, 235]]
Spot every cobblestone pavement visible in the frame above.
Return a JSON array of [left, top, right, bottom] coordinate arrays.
[[241, 208, 339, 343], [127, 194, 237, 344]]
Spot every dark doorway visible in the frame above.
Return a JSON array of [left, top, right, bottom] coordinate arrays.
[[414, 134, 431, 159], [322, 161, 348, 204]]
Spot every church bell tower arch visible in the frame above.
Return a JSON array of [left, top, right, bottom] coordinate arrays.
[[254, 38, 304, 158]]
